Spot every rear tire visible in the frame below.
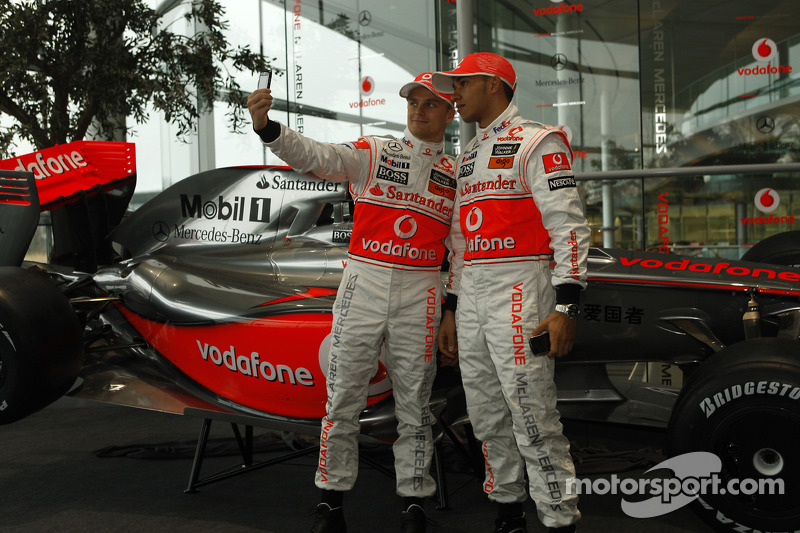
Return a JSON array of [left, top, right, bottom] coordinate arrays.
[[0, 267, 83, 424], [667, 339, 800, 531], [740, 230, 800, 267]]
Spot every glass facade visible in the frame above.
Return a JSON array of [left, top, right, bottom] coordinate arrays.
[[133, 0, 800, 255]]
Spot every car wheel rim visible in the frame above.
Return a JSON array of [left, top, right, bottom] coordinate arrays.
[[709, 405, 800, 517], [753, 447, 784, 477]]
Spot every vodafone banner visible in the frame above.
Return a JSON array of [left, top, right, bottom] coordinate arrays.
[[0, 141, 136, 211]]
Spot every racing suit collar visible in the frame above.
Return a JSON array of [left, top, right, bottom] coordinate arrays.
[[402, 128, 445, 157], [472, 103, 520, 147]]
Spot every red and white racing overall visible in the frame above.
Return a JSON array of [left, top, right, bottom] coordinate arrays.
[[446, 103, 589, 527], [264, 124, 456, 498]]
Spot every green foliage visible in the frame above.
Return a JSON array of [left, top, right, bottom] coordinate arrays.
[[0, 0, 273, 157]]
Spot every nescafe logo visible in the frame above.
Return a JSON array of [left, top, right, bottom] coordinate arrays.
[[754, 188, 780, 213], [752, 38, 777, 63], [361, 76, 375, 96]]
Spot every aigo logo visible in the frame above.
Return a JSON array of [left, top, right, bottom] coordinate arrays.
[[754, 188, 780, 213], [394, 214, 418, 239], [752, 38, 777, 63]]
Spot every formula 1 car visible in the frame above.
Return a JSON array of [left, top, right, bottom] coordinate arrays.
[[0, 141, 798, 532]]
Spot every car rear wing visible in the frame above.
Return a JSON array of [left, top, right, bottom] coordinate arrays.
[[0, 171, 40, 267], [0, 141, 136, 271]]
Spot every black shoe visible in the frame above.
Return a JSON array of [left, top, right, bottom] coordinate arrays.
[[309, 503, 346, 533], [401, 503, 427, 532], [494, 514, 526, 533], [548, 525, 576, 533]]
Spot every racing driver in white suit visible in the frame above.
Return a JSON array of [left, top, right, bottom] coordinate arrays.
[[247, 73, 456, 533], [434, 53, 590, 533]]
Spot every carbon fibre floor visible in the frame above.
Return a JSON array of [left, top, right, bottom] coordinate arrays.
[[0, 397, 712, 532]]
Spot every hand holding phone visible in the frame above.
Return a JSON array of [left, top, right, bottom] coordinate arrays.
[[258, 70, 272, 90], [529, 331, 551, 356]]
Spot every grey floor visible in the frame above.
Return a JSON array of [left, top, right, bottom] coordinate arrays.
[[0, 397, 712, 532]]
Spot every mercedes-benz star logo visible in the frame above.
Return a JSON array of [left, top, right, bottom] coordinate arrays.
[[387, 141, 402, 152], [756, 116, 775, 134], [358, 10, 371, 26], [551, 53, 568, 71], [153, 221, 170, 242]]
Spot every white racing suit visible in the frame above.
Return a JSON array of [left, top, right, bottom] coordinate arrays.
[[446, 104, 589, 527], [264, 125, 456, 497]]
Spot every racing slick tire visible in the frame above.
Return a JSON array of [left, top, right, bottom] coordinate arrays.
[[0, 266, 83, 424], [740, 230, 800, 267], [666, 339, 800, 532]]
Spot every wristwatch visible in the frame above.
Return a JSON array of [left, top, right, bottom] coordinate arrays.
[[555, 303, 580, 319]]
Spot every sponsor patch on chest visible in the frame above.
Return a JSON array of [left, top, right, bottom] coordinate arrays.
[[488, 156, 514, 169], [459, 162, 475, 178], [376, 165, 409, 184], [429, 169, 456, 200], [542, 152, 571, 173]]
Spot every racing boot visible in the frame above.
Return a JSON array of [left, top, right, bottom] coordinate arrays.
[[400, 503, 427, 532], [493, 515, 526, 533], [309, 503, 346, 533], [494, 502, 526, 533]]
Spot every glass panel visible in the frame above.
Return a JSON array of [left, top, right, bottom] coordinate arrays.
[[118, 0, 800, 254], [475, 0, 642, 175], [639, 0, 800, 168], [639, 172, 800, 256]]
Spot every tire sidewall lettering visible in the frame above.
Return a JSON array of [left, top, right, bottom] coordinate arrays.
[[698, 380, 800, 418]]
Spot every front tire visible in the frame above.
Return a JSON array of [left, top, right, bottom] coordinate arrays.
[[0, 267, 83, 424], [667, 339, 800, 531]]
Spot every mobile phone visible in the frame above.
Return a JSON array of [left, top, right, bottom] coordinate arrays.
[[529, 331, 551, 356], [258, 70, 272, 89]]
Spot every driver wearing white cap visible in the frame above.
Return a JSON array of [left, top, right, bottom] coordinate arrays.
[[248, 72, 456, 533]]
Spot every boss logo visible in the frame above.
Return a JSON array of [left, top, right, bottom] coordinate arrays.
[[376, 165, 409, 184]]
